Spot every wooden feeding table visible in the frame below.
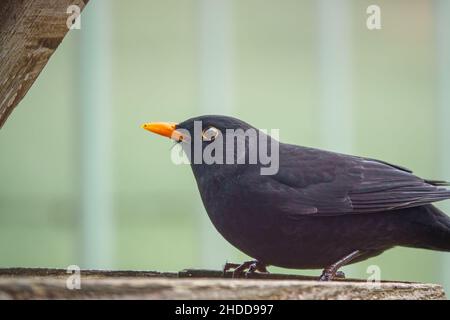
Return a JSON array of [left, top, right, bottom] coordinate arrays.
[[0, 268, 445, 300]]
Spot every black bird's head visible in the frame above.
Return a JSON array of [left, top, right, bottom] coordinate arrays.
[[142, 115, 279, 181], [176, 114, 254, 135]]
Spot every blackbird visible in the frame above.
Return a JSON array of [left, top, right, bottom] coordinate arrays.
[[142, 115, 450, 280]]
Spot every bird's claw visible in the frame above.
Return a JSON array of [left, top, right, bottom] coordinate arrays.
[[222, 260, 269, 278], [319, 270, 345, 281], [222, 262, 240, 277]]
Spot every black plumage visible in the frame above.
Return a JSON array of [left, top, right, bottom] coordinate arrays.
[[144, 115, 450, 280]]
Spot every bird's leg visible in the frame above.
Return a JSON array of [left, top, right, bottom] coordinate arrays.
[[245, 261, 269, 278], [222, 260, 269, 278], [319, 250, 363, 281]]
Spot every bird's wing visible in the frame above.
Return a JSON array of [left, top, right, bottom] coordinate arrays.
[[270, 145, 450, 217]]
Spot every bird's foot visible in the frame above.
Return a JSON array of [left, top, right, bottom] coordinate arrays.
[[319, 270, 334, 281], [319, 250, 363, 281], [319, 269, 345, 281], [222, 260, 269, 278], [222, 262, 240, 276]]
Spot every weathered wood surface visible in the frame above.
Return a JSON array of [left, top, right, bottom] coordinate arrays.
[[0, 0, 89, 128], [0, 268, 446, 300]]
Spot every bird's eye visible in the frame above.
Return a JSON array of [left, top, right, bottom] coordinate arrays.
[[202, 127, 219, 141]]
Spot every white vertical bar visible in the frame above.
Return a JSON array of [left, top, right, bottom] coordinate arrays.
[[198, 0, 234, 267], [317, 0, 354, 154], [436, 0, 450, 292], [200, 0, 233, 115], [79, 0, 114, 269], [317, 0, 355, 276]]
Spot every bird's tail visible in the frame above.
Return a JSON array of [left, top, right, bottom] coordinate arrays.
[[403, 205, 450, 252]]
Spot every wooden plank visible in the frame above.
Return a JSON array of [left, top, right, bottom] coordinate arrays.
[[0, 0, 89, 128], [0, 268, 445, 300]]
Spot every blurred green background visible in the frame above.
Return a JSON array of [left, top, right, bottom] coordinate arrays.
[[1, 0, 449, 291]]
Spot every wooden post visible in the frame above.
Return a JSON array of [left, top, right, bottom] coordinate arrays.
[[0, 268, 445, 299], [0, 0, 89, 128]]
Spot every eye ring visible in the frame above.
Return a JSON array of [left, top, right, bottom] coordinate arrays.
[[202, 126, 219, 141]]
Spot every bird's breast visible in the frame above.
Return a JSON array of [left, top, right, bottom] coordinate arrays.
[[195, 173, 283, 257]]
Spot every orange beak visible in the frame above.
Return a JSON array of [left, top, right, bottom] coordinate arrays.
[[141, 122, 185, 141]]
